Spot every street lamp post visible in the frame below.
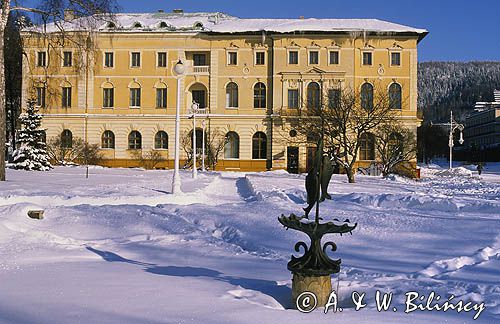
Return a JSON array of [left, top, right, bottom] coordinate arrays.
[[201, 119, 206, 172], [191, 101, 200, 179], [172, 60, 185, 194], [433, 111, 464, 170]]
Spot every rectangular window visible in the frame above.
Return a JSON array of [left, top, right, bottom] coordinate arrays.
[[130, 88, 141, 107], [328, 89, 341, 109], [289, 51, 298, 64], [288, 89, 299, 108], [255, 52, 265, 65], [103, 88, 114, 108], [156, 88, 167, 108], [391, 52, 401, 66], [62, 87, 72, 108], [131, 52, 141, 67], [37, 51, 46, 67], [104, 52, 114, 68], [309, 51, 319, 64], [63, 51, 72, 67], [36, 87, 46, 107], [362, 52, 373, 65], [329, 51, 339, 64], [193, 54, 207, 66], [228, 52, 237, 65], [157, 52, 167, 67]]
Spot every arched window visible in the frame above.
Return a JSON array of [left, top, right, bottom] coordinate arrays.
[[224, 131, 240, 159], [133, 22, 142, 28], [253, 82, 266, 108], [128, 131, 142, 150], [389, 83, 402, 109], [159, 21, 169, 28], [226, 82, 238, 108], [61, 129, 72, 148], [359, 133, 375, 160], [307, 82, 321, 110], [361, 83, 374, 111], [155, 131, 168, 149], [102, 130, 115, 149], [252, 132, 267, 159]]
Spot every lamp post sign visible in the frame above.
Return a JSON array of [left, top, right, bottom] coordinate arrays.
[[433, 111, 464, 170]]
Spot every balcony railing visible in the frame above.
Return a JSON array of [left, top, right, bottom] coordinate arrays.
[[191, 65, 210, 74]]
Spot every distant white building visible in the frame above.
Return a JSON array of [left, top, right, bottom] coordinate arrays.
[[462, 90, 500, 161]]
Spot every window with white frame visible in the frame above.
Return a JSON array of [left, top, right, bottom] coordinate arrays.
[[391, 52, 401, 66], [255, 52, 265, 65], [224, 131, 240, 159], [131, 52, 141, 67], [226, 82, 238, 108], [157, 52, 167, 67], [62, 86, 71, 108], [37, 51, 46, 67], [36, 86, 46, 107], [288, 89, 299, 108], [253, 82, 266, 108], [63, 51, 72, 67], [362, 52, 373, 65], [156, 88, 167, 108], [155, 131, 168, 149], [130, 87, 141, 107], [104, 52, 114, 67], [288, 51, 298, 64], [227, 52, 237, 65], [103, 88, 114, 108], [329, 51, 339, 64], [309, 50, 319, 64], [101, 130, 115, 149]]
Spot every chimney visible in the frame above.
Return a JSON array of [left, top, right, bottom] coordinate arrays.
[[64, 9, 76, 21], [158, 9, 164, 13], [172, 9, 184, 14], [299, 16, 305, 19]]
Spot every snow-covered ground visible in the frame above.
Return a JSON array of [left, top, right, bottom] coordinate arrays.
[[0, 164, 499, 324]]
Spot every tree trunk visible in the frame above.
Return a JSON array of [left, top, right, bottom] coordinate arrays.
[[0, 25, 6, 181], [346, 166, 355, 183]]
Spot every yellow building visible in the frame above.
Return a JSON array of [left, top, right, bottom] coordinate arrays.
[[21, 10, 427, 172]]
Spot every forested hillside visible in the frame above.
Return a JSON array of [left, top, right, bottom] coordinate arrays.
[[418, 61, 500, 122]]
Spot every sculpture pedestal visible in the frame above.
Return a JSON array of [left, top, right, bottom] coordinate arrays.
[[291, 273, 332, 309]]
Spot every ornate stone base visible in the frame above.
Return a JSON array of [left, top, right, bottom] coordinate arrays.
[[291, 273, 332, 309]]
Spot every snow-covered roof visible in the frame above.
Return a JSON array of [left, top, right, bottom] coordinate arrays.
[[25, 11, 428, 40]]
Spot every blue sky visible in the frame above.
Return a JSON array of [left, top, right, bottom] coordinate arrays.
[[21, 0, 500, 61], [113, 0, 499, 62]]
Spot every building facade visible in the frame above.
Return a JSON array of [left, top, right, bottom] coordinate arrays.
[[21, 11, 427, 172], [460, 90, 500, 161]]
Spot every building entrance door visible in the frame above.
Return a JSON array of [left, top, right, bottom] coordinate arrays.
[[287, 146, 299, 174]]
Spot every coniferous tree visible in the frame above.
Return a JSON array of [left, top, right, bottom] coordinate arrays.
[[12, 99, 52, 171]]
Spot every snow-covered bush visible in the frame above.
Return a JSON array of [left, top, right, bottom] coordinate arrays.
[[11, 99, 52, 171]]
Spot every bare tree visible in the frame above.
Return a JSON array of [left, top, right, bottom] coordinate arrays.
[[374, 122, 417, 177], [180, 127, 226, 171], [131, 149, 166, 170], [0, 0, 118, 180], [281, 84, 401, 183]]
